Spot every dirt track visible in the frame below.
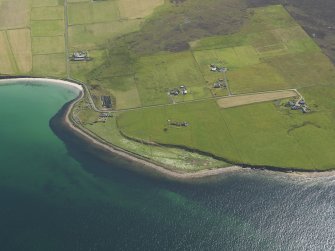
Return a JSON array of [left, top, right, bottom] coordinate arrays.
[[217, 90, 298, 108]]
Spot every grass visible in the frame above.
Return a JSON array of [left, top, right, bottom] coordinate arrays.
[[69, 49, 107, 81], [31, 6, 64, 20], [118, 100, 242, 163], [32, 0, 59, 7], [118, 93, 335, 170], [0, 31, 15, 74], [32, 36, 65, 55], [117, 0, 164, 19], [68, 20, 142, 49], [93, 75, 142, 110], [32, 53, 66, 77], [7, 29, 32, 73], [135, 51, 209, 106], [112, 5, 335, 171], [67, 1, 119, 25], [0, 0, 30, 29], [264, 52, 335, 88], [227, 63, 289, 93], [75, 99, 228, 171], [31, 20, 64, 37]]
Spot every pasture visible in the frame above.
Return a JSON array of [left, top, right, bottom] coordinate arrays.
[[0, 31, 15, 74], [32, 0, 59, 7], [67, 1, 119, 25], [31, 6, 64, 20], [7, 29, 32, 73], [118, 86, 335, 170], [118, 0, 164, 19], [216, 90, 297, 108], [135, 51, 209, 106], [33, 54, 66, 77], [31, 20, 64, 37], [68, 19, 141, 50], [115, 5, 335, 170], [0, 0, 30, 29], [32, 36, 65, 54]]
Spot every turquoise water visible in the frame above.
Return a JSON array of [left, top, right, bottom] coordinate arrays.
[[0, 82, 334, 250]]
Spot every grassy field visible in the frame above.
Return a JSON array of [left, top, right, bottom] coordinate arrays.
[[67, 1, 119, 25], [7, 29, 32, 73], [118, 87, 335, 170], [29, 0, 67, 77], [74, 97, 228, 171], [0, 0, 30, 29], [32, 0, 59, 7], [115, 5, 335, 170], [33, 54, 66, 77], [0, 31, 16, 74], [118, 0, 164, 19], [135, 51, 209, 106], [86, 4, 335, 108], [31, 6, 64, 20], [32, 36, 65, 55], [68, 19, 142, 50]]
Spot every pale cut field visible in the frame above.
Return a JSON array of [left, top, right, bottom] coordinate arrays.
[[217, 90, 298, 108], [33, 53, 66, 77], [68, 0, 88, 2], [0, 31, 14, 74], [0, 0, 30, 29], [31, 6, 64, 20], [32, 36, 65, 55], [68, 19, 141, 49], [118, 0, 164, 19], [32, 0, 59, 7], [7, 29, 32, 73]]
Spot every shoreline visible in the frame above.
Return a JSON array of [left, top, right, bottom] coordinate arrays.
[[0, 77, 84, 92], [1, 77, 335, 179]]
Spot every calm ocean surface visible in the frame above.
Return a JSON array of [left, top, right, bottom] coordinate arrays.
[[0, 82, 334, 251]]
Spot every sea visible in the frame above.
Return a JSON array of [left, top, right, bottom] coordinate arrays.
[[0, 81, 334, 251]]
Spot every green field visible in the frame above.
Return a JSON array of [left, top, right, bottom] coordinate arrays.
[[33, 54, 66, 77], [67, 1, 119, 25], [114, 5, 335, 170], [1, 1, 335, 172]]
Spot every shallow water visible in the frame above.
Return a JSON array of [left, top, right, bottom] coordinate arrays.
[[0, 82, 334, 251]]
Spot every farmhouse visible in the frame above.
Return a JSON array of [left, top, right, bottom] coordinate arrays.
[[70, 51, 90, 61], [168, 86, 188, 96], [169, 88, 180, 96], [210, 64, 227, 73], [213, 79, 226, 88], [168, 120, 189, 127], [286, 98, 310, 113]]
